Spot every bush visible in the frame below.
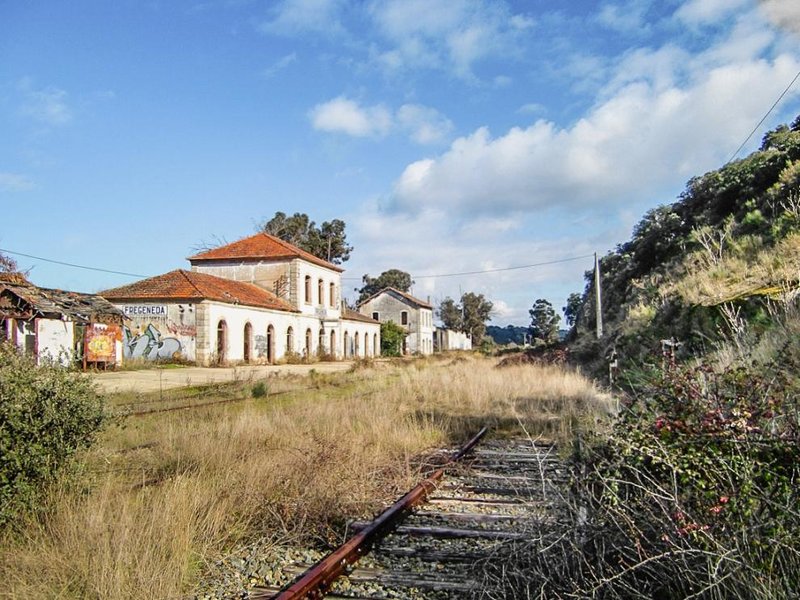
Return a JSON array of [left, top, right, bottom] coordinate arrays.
[[483, 358, 800, 599], [251, 381, 268, 398], [0, 343, 107, 525]]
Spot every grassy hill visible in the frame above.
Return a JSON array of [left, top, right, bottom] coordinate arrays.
[[570, 115, 800, 377]]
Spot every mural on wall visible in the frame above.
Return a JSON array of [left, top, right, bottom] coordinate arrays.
[[123, 324, 181, 360], [254, 334, 268, 358]]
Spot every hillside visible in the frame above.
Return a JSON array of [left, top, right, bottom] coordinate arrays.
[[570, 115, 800, 377]]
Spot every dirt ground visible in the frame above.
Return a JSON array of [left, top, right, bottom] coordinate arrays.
[[89, 361, 355, 394]]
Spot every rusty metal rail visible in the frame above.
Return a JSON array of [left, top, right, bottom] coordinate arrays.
[[264, 426, 489, 600]]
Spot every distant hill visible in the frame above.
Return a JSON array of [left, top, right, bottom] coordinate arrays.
[[486, 325, 528, 345], [569, 115, 800, 374]]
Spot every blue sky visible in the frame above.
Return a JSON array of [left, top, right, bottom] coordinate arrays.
[[2, 0, 800, 326]]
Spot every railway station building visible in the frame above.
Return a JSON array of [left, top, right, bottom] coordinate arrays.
[[357, 287, 435, 355], [100, 233, 380, 365]]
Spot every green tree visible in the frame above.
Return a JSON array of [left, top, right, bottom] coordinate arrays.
[[260, 211, 353, 264], [0, 344, 107, 524], [357, 269, 414, 303], [438, 293, 493, 342], [437, 296, 462, 331], [380, 321, 406, 356], [461, 292, 493, 342], [562, 292, 583, 328], [529, 298, 560, 344]]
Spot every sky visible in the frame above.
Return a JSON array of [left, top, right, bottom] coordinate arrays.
[[2, 0, 800, 327]]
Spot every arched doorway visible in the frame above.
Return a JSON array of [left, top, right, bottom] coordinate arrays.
[[305, 328, 313, 357], [344, 331, 350, 358], [216, 320, 227, 365], [243, 322, 252, 363], [318, 328, 326, 356], [266, 324, 274, 364], [354, 332, 360, 357], [286, 326, 294, 356], [330, 330, 336, 359], [374, 333, 379, 357]]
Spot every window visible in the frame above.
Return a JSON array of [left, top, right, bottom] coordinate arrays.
[[304, 275, 312, 304], [330, 282, 336, 307], [372, 312, 379, 321], [318, 278, 324, 306], [401, 311, 408, 326], [286, 326, 294, 353]]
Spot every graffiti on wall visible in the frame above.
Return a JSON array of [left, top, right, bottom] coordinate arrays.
[[123, 324, 182, 360], [85, 323, 121, 363]]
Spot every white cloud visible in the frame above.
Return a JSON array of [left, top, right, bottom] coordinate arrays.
[[675, 0, 749, 26], [596, 0, 652, 34], [396, 104, 454, 144], [388, 25, 800, 216], [309, 96, 392, 137], [368, 0, 534, 78], [17, 78, 72, 126], [259, 0, 346, 36], [758, 0, 800, 35], [262, 52, 298, 78], [310, 97, 452, 144], [0, 172, 35, 192]]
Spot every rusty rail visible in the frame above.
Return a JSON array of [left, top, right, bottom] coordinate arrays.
[[266, 426, 489, 599]]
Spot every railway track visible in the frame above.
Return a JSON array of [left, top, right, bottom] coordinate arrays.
[[251, 429, 571, 599]]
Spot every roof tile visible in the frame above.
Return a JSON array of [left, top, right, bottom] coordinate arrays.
[[100, 270, 296, 312], [187, 232, 343, 272]]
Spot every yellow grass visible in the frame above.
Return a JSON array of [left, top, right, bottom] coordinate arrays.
[[0, 355, 613, 599]]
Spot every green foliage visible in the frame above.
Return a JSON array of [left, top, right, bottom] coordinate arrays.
[[438, 292, 493, 341], [251, 381, 268, 398], [380, 321, 406, 356], [260, 211, 353, 264], [0, 343, 107, 525], [357, 269, 414, 303], [571, 115, 800, 373], [562, 292, 582, 328], [529, 298, 560, 343]]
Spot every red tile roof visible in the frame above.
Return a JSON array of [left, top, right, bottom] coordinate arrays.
[[187, 232, 344, 272], [100, 270, 297, 312], [359, 287, 433, 309]]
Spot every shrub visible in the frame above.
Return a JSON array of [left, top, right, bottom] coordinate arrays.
[[0, 343, 107, 525], [251, 381, 268, 398]]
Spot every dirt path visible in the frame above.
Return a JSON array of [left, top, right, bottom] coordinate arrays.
[[90, 361, 355, 394]]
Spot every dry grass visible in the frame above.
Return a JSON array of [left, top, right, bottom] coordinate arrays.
[[0, 354, 613, 600]]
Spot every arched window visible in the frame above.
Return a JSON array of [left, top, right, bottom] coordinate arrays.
[[401, 311, 409, 325], [243, 322, 252, 363], [286, 326, 294, 355], [216, 320, 227, 365], [318, 278, 324, 306], [329, 282, 336, 307], [266, 324, 275, 364], [304, 275, 312, 304], [305, 328, 313, 357]]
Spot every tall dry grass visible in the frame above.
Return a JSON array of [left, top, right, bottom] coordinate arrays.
[[0, 355, 613, 599]]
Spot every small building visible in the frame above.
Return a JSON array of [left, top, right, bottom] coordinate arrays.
[[434, 327, 472, 352], [100, 233, 381, 365], [0, 272, 124, 366], [358, 287, 434, 355]]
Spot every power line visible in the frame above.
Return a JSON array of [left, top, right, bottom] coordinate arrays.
[[726, 68, 800, 164], [341, 253, 595, 281], [0, 247, 149, 279]]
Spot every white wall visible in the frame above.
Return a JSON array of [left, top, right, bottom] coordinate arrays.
[[114, 303, 197, 362], [297, 261, 342, 320], [339, 319, 381, 358], [36, 318, 74, 365]]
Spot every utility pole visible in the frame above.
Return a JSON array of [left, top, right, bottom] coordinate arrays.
[[594, 252, 603, 339]]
